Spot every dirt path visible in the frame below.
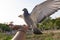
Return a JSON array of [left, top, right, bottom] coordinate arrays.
[[42, 30, 60, 33]]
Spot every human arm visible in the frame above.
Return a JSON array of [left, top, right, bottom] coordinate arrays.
[[11, 25, 28, 40]]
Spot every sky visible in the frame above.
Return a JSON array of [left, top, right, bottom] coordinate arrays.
[[0, 0, 60, 25]]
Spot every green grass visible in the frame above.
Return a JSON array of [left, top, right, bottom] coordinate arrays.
[[0, 32, 60, 40], [26, 32, 60, 40], [0, 32, 13, 40]]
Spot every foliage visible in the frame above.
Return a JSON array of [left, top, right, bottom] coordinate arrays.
[[0, 32, 13, 40], [0, 32, 60, 40], [37, 17, 60, 30], [0, 23, 11, 32]]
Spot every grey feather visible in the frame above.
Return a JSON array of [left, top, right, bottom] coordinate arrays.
[[22, 0, 60, 34], [30, 0, 60, 23]]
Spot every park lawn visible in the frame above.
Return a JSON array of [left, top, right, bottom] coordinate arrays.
[[0, 32, 60, 40], [0, 32, 13, 40], [26, 32, 60, 40]]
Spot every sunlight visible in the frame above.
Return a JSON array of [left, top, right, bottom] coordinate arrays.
[[0, 0, 60, 25]]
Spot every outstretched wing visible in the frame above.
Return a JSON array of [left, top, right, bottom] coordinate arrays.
[[30, 0, 60, 23]]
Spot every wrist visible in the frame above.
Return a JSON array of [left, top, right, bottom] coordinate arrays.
[[18, 29, 26, 33]]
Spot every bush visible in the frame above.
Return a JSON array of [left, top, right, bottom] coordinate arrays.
[[0, 23, 11, 32]]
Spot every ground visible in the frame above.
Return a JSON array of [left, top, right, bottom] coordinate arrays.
[[0, 30, 60, 40]]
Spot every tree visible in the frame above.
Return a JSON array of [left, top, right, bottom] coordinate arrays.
[[37, 17, 60, 30], [0, 23, 11, 32]]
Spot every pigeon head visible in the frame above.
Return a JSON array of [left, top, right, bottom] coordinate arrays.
[[22, 8, 29, 15], [22, 8, 28, 12]]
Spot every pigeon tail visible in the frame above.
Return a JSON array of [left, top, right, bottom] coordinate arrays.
[[33, 28, 42, 34]]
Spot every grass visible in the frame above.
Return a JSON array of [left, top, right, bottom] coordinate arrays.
[[0, 32, 13, 40], [0, 32, 60, 40], [26, 32, 60, 40]]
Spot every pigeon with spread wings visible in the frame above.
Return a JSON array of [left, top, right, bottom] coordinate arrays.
[[19, 0, 60, 34]]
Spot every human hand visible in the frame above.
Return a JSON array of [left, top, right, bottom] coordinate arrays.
[[18, 25, 29, 32]]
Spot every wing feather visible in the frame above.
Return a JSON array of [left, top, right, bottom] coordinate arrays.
[[30, 0, 60, 23]]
